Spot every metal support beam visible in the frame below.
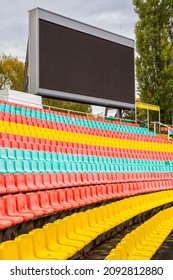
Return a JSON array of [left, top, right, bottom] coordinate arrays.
[[22, 40, 29, 92]]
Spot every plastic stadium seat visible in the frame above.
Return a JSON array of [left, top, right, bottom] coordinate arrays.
[[0, 240, 19, 259], [75, 173, 84, 186], [0, 198, 13, 229], [80, 187, 93, 204], [4, 195, 33, 222], [62, 173, 73, 187], [37, 192, 55, 214], [55, 219, 85, 251], [3, 196, 24, 223], [4, 174, 18, 193], [72, 188, 86, 206], [34, 174, 46, 190], [14, 174, 28, 192], [26, 192, 47, 215], [29, 228, 68, 259], [56, 189, 73, 210], [63, 215, 92, 244], [43, 223, 76, 257], [0, 175, 7, 194], [85, 187, 98, 204], [41, 174, 53, 189], [15, 234, 50, 260], [15, 194, 35, 219], [49, 173, 61, 189], [47, 190, 64, 212]]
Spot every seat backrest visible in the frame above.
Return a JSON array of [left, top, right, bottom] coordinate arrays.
[[16, 234, 35, 259], [0, 197, 6, 217], [25, 174, 35, 187], [43, 223, 57, 244], [4, 195, 18, 215], [26, 192, 40, 210], [38, 192, 50, 207], [15, 194, 28, 212], [30, 229, 46, 253], [0, 241, 19, 260], [15, 173, 27, 189]]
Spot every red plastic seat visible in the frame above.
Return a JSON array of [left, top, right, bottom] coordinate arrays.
[[81, 173, 90, 185], [56, 173, 65, 188], [42, 174, 53, 189], [37, 192, 55, 214], [65, 188, 80, 207], [14, 174, 28, 192], [34, 174, 46, 190], [84, 187, 98, 203], [4, 174, 18, 193], [3, 195, 24, 223], [56, 189, 73, 209], [79, 187, 92, 204], [62, 173, 73, 187], [0, 198, 13, 229], [68, 173, 77, 186], [49, 173, 61, 189], [26, 192, 47, 215], [89, 185, 102, 202], [75, 173, 84, 186], [101, 184, 113, 200], [72, 187, 86, 206], [15, 194, 35, 219], [0, 175, 7, 194], [24, 174, 38, 191], [47, 190, 64, 212]]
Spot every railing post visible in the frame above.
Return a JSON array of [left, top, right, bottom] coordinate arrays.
[[153, 122, 156, 135]]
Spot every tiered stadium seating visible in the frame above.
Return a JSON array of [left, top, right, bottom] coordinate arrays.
[[106, 206, 173, 260], [1, 190, 173, 259], [0, 99, 173, 259]]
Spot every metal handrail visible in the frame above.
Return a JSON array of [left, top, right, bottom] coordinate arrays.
[[0, 93, 137, 124], [0, 93, 94, 118], [150, 121, 173, 140]]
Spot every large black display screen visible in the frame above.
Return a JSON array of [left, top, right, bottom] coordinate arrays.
[[38, 18, 135, 107]]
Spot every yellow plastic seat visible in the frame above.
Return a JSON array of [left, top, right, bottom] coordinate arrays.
[[43, 223, 77, 258], [29, 229, 68, 260], [72, 212, 98, 239], [54, 220, 85, 251], [63, 216, 92, 245], [0, 240, 19, 260]]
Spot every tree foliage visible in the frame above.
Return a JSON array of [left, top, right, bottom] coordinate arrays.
[[43, 97, 92, 114], [0, 53, 25, 91], [133, 0, 173, 124]]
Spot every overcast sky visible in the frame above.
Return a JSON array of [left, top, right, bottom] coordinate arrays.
[[0, 0, 137, 59], [0, 0, 138, 114]]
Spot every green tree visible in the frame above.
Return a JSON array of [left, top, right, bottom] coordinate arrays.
[[0, 53, 25, 91], [43, 97, 92, 115], [133, 0, 173, 124]]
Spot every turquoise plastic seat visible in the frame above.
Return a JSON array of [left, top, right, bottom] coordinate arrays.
[[15, 149, 24, 160], [23, 161, 32, 173], [45, 152, 52, 161], [31, 151, 39, 161], [23, 150, 32, 160], [5, 159, 15, 173], [0, 160, 6, 173], [30, 161, 39, 173], [14, 160, 24, 173], [0, 148, 8, 159]]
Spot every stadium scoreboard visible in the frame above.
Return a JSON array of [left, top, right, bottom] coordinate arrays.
[[29, 8, 135, 109]]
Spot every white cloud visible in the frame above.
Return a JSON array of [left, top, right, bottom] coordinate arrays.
[[0, 0, 137, 58]]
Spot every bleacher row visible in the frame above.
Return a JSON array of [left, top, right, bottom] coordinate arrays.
[[0, 99, 173, 260]]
